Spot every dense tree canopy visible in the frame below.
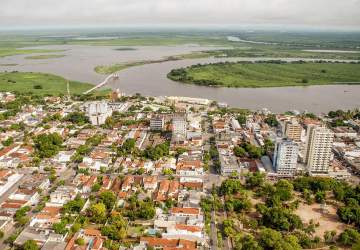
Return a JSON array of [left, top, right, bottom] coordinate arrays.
[[64, 111, 89, 125], [34, 132, 63, 158]]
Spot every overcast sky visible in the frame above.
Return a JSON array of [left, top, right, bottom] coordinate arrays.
[[1, 0, 360, 30]]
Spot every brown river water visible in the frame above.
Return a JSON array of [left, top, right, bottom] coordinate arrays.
[[0, 44, 359, 113]]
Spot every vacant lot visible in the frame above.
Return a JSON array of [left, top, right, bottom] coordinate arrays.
[[295, 203, 347, 238], [168, 62, 360, 88], [0, 71, 93, 95]]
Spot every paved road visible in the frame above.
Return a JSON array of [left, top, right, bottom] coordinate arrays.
[[210, 210, 218, 250]]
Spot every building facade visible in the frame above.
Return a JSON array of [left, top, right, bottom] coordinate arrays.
[[150, 115, 165, 131], [87, 101, 111, 126], [172, 114, 187, 142], [305, 126, 334, 174], [273, 139, 299, 177], [285, 120, 302, 142]]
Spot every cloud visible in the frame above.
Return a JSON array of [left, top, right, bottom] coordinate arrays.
[[1, 0, 359, 29]]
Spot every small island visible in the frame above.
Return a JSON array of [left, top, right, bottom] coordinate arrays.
[[167, 61, 360, 88]]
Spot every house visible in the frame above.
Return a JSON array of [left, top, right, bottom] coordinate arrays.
[[65, 228, 104, 250], [138, 237, 196, 250], [143, 176, 158, 191], [8, 188, 40, 206], [101, 175, 112, 190], [47, 186, 78, 207], [154, 180, 179, 202], [163, 224, 204, 244], [170, 207, 200, 218], [54, 151, 75, 163], [176, 160, 203, 176], [30, 206, 61, 229], [0, 170, 23, 197]]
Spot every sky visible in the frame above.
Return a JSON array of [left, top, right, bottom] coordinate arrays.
[[1, 0, 360, 30]]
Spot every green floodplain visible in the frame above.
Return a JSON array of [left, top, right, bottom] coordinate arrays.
[[94, 52, 209, 74], [1, 31, 360, 60], [167, 61, 360, 88], [1, 30, 360, 90], [0, 71, 95, 95]]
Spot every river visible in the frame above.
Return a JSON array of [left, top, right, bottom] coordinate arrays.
[[0, 44, 359, 113]]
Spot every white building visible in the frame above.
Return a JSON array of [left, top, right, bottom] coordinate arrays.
[[150, 115, 165, 131], [305, 125, 334, 174], [172, 114, 187, 142], [273, 139, 299, 177], [87, 101, 111, 126], [231, 118, 241, 131], [0, 171, 23, 197]]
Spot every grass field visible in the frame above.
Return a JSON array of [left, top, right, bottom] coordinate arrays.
[[25, 54, 65, 60], [167, 61, 360, 88], [0, 48, 64, 58], [0, 71, 95, 95]]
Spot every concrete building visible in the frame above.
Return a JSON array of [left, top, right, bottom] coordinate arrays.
[[273, 139, 299, 177], [284, 120, 302, 142], [305, 125, 334, 174], [150, 115, 165, 131], [172, 113, 187, 142], [87, 101, 111, 126]]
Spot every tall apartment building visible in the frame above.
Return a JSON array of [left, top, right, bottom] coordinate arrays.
[[305, 125, 334, 174], [87, 101, 111, 125], [150, 115, 165, 131], [285, 120, 302, 142], [273, 139, 299, 177], [172, 113, 187, 142]]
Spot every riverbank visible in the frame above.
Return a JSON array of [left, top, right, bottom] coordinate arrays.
[[0, 71, 97, 95], [167, 61, 360, 88]]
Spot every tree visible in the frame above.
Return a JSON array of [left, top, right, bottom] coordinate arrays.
[[21, 240, 39, 250], [75, 237, 85, 246], [223, 219, 236, 237], [324, 230, 336, 244], [64, 112, 89, 125], [91, 183, 101, 192], [101, 213, 128, 240], [2, 137, 13, 146], [338, 228, 360, 246], [118, 138, 136, 156], [259, 228, 301, 250], [34, 133, 63, 158], [235, 234, 262, 250], [246, 172, 265, 189], [71, 223, 81, 233], [234, 146, 246, 157], [315, 191, 326, 203], [143, 142, 170, 160], [99, 191, 116, 210], [274, 179, 294, 201], [87, 203, 107, 223], [63, 195, 85, 214], [237, 114, 247, 125], [260, 207, 303, 231], [220, 179, 243, 195], [264, 114, 279, 127], [53, 220, 68, 235]]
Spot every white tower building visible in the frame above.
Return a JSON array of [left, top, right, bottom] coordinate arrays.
[[273, 139, 299, 177]]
